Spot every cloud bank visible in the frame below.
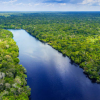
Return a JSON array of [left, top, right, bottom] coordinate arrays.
[[1, 0, 100, 6], [2, 0, 17, 4], [80, 0, 100, 5], [0, 0, 100, 11]]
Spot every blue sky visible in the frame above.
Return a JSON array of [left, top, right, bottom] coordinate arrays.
[[0, 0, 100, 11]]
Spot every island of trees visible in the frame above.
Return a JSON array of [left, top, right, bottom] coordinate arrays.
[[1, 11, 100, 99]]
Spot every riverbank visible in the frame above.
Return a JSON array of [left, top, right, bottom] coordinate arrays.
[[9, 28, 100, 83], [0, 29, 31, 100], [8, 29, 100, 100], [24, 28, 100, 83], [0, 12, 100, 83]]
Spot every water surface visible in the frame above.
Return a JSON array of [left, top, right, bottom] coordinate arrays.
[[9, 29, 100, 100]]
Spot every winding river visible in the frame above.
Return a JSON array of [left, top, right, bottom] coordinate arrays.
[[9, 29, 100, 100]]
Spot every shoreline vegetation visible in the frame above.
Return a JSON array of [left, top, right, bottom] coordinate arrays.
[[25, 29, 100, 83], [0, 12, 100, 84], [0, 29, 31, 100]]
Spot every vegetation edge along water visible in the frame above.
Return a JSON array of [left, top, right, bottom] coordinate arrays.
[[0, 29, 31, 100], [0, 12, 100, 83], [24, 28, 100, 83]]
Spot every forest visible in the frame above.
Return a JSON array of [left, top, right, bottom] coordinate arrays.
[[0, 29, 31, 99], [1, 12, 100, 99]]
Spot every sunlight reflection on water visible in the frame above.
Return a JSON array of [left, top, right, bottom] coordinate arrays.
[[9, 29, 100, 100]]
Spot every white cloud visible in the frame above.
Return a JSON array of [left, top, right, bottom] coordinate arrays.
[[16, 3, 23, 5], [60, 3, 66, 5], [3, 0, 17, 4], [46, 3, 54, 6], [34, 3, 40, 6], [16, 3, 32, 6], [79, 0, 100, 5]]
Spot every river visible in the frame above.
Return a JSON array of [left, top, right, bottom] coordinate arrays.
[[9, 29, 100, 100]]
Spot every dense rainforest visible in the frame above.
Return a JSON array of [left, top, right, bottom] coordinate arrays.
[[1, 12, 100, 84], [0, 29, 31, 99]]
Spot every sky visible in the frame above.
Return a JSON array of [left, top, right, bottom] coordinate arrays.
[[0, 0, 100, 11]]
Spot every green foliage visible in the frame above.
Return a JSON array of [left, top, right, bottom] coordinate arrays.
[[0, 29, 30, 100], [1, 12, 100, 99], [2, 12, 99, 83]]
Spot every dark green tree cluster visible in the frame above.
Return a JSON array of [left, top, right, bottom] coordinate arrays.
[[0, 29, 31, 100]]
